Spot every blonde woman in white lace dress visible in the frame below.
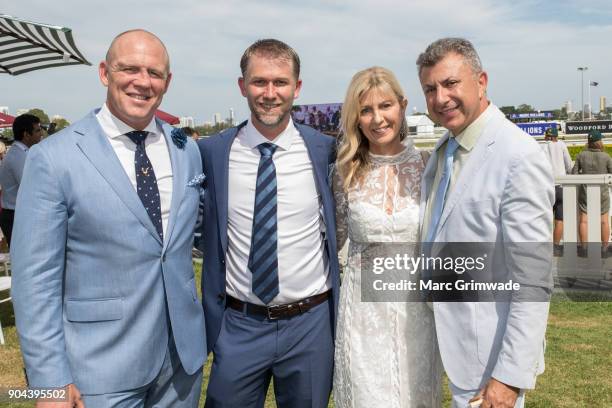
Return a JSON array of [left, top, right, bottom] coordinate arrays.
[[333, 67, 442, 408]]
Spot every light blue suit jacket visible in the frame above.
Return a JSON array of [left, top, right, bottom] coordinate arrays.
[[11, 110, 206, 394], [420, 105, 554, 390]]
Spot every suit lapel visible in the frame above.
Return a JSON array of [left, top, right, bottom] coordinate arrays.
[[298, 125, 329, 199], [297, 125, 335, 248], [434, 119, 501, 237], [216, 124, 244, 255], [161, 121, 185, 250], [74, 112, 162, 244]]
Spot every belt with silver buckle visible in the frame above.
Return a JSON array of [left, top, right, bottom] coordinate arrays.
[[226, 290, 330, 320]]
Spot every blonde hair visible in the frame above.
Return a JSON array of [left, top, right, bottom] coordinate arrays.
[[337, 66, 407, 191]]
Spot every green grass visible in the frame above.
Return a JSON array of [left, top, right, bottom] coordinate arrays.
[[1, 265, 610, 407], [525, 299, 612, 407]]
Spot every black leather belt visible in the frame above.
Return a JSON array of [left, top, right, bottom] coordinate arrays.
[[226, 290, 330, 320]]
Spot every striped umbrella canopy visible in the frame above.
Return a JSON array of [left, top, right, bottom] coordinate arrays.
[[0, 14, 90, 75]]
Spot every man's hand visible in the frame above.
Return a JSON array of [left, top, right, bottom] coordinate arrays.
[[36, 384, 83, 408], [473, 377, 520, 408]]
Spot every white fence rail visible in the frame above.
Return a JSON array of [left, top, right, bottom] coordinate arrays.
[[555, 175, 611, 286], [556, 174, 612, 242]]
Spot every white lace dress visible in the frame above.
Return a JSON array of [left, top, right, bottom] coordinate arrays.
[[332, 144, 442, 408]]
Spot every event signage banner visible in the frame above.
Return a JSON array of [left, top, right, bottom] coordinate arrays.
[[509, 112, 554, 120], [516, 122, 558, 136], [565, 121, 612, 134]]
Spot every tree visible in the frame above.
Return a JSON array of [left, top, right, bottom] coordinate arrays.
[[54, 118, 70, 131], [1, 128, 13, 140], [195, 122, 233, 136], [499, 106, 517, 115], [26, 108, 50, 124], [516, 104, 534, 113]]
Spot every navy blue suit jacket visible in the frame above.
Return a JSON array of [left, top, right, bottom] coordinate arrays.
[[197, 121, 340, 353]]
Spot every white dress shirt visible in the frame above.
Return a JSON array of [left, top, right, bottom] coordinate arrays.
[[422, 103, 494, 240], [0, 141, 29, 209], [226, 119, 331, 305], [96, 104, 173, 236]]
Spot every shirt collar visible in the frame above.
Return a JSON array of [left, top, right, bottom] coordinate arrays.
[[13, 141, 29, 151], [97, 103, 160, 139], [243, 118, 297, 151], [449, 102, 494, 152]]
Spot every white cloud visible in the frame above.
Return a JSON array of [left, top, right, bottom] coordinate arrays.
[[2, 0, 611, 123]]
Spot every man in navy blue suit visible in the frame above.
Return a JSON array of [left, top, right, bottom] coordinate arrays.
[[198, 39, 340, 408]]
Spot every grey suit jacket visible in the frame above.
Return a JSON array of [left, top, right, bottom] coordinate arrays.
[[419, 105, 554, 390]]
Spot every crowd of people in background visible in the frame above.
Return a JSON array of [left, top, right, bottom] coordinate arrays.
[[291, 104, 341, 133]]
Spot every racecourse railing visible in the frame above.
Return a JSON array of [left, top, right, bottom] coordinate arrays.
[[556, 174, 612, 243]]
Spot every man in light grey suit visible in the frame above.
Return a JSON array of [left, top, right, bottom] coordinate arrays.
[[11, 30, 205, 408], [417, 38, 554, 408]]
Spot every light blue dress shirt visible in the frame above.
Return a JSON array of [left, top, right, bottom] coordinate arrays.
[[0, 141, 29, 209]]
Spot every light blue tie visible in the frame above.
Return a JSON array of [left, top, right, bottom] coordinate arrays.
[[426, 137, 460, 242]]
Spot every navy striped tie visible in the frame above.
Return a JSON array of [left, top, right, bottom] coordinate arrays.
[[248, 142, 279, 304], [126, 130, 163, 240]]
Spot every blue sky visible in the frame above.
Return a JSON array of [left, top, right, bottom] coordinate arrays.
[[2, 0, 612, 124]]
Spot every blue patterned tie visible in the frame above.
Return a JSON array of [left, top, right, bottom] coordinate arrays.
[[126, 131, 163, 240], [426, 137, 460, 242], [248, 143, 279, 305]]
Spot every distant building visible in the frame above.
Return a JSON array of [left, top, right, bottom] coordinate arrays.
[[16, 108, 29, 116], [564, 100, 573, 114], [180, 116, 195, 128], [600, 96, 606, 113], [203, 121, 213, 127], [0, 106, 9, 115], [213, 113, 221, 126], [406, 115, 434, 135], [229, 108, 235, 126]]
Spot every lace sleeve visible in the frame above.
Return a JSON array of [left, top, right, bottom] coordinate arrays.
[[332, 165, 349, 251]]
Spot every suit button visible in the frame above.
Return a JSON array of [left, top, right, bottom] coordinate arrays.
[[218, 293, 225, 301], [221, 259, 225, 264], [162, 254, 166, 262]]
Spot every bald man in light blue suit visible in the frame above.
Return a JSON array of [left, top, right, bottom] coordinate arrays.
[[11, 30, 205, 408]]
